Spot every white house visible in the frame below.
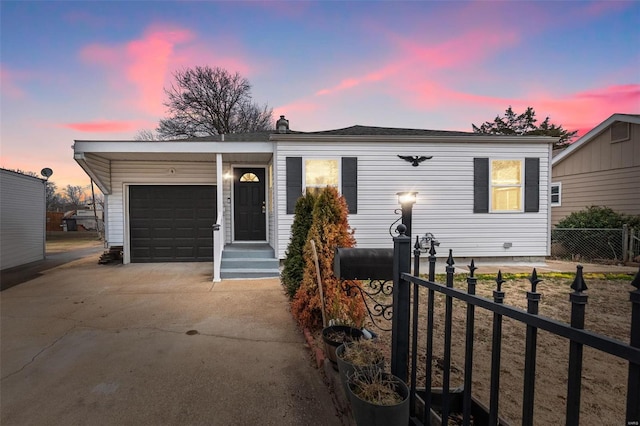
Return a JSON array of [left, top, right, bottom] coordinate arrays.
[[0, 169, 46, 270], [73, 117, 555, 279]]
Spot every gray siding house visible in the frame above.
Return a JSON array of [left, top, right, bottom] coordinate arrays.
[[551, 113, 640, 225], [73, 119, 555, 280], [0, 169, 46, 270]]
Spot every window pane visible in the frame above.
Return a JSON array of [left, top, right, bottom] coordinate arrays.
[[240, 172, 259, 182], [305, 159, 338, 189], [492, 187, 521, 211], [491, 160, 521, 185]]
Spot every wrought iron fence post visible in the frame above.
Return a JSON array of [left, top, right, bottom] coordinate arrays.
[[441, 250, 456, 425], [627, 266, 640, 425], [391, 224, 411, 382], [463, 259, 477, 425], [566, 265, 588, 426], [428, 238, 437, 282], [410, 236, 421, 417], [489, 271, 506, 426], [423, 239, 438, 425], [523, 269, 542, 426]]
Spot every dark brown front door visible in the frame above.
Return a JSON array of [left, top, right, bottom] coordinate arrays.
[[233, 168, 266, 241]]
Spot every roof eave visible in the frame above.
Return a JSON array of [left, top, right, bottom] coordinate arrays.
[[269, 134, 556, 143], [552, 113, 640, 165]]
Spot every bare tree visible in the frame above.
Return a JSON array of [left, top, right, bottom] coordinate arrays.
[[63, 185, 85, 209], [134, 129, 163, 141], [156, 66, 273, 138]]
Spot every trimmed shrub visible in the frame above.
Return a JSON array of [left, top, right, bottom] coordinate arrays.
[[281, 192, 317, 298], [290, 186, 366, 330], [556, 206, 640, 229]]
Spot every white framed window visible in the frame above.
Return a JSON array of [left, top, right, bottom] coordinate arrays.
[[304, 158, 339, 194], [550, 182, 562, 206], [490, 159, 523, 212]]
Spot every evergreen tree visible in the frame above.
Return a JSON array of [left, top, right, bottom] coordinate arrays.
[[281, 192, 317, 298], [290, 187, 365, 330], [472, 106, 578, 149]]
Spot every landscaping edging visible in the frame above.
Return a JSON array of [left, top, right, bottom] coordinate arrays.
[[303, 328, 356, 426]]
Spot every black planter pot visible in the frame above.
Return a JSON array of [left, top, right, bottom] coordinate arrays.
[[347, 371, 410, 426], [336, 342, 385, 396], [321, 325, 363, 369]]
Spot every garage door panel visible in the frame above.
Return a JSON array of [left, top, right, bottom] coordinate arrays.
[[129, 185, 216, 263]]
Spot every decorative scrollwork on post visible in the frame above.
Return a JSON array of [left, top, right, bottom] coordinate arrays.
[[340, 279, 394, 331]]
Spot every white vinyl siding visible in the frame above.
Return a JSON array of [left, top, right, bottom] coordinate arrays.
[[275, 141, 550, 260], [107, 161, 216, 248], [0, 170, 45, 269]]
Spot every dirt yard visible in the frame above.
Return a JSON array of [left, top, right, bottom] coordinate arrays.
[[46, 231, 102, 253], [360, 272, 636, 425]]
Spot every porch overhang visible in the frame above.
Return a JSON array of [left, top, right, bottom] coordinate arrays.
[[73, 140, 275, 195]]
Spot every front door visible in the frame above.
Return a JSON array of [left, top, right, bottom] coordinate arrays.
[[233, 167, 266, 241]]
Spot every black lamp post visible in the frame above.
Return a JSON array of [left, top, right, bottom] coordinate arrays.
[[397, 191, 417, 238]]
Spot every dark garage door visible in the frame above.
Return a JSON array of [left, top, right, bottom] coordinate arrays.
[[129, 185, 216, 262]]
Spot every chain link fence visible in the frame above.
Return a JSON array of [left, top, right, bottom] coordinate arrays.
[[551, 227, 639, 263]]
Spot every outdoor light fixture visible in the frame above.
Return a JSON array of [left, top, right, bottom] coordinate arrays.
[[397, 191, 417, 207], [397, 191, 417, 238], [419, 232, 440, 252]]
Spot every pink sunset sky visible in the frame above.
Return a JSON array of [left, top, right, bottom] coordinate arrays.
[[1, 1, 639, 191]]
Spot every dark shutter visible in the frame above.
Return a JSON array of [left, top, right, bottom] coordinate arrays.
[[286, 157, 302, 214], [342, 157, 357, 214], [524, 157, 540, 212], [474, 158, 489, 213]]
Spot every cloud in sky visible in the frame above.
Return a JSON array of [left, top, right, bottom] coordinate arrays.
[[80, 25, 195, 117], [0, 66, 38, 99], [1, 1, 637, 189], [61, 120, 144, 133], [75, 23, 256, 131]]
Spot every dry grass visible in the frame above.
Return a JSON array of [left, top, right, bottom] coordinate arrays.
[[348, 369, 405, 406], [46, 232, 102, 253], [364, 272, 636, 425]]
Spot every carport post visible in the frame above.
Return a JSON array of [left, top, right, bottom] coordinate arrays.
[[213, 153, 223, 282]]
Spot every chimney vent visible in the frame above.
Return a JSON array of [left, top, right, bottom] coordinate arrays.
[[276, 115, 289, 134]]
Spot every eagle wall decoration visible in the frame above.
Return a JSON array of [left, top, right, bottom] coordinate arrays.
[[397, 155, 433, 167]]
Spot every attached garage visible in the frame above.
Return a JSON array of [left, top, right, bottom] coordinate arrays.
[[129, 185, 216, 262]]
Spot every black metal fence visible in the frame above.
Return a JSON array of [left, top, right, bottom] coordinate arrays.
[[335, 225, 640, 425]]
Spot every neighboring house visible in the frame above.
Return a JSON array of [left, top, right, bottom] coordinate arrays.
[[64, 208, 104, 231], [0, 169, 46, 270], [73, 117, 555, 279], [551, 113, 640, 225]]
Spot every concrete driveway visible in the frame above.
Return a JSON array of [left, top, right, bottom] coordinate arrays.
[[1, 256, 342, 425]]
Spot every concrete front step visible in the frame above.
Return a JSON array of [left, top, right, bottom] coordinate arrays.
[[222, 246, 275, 259], [220, 244, 279, 279], [220, 258, 279, 270], [220, 269, 281, 279]]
